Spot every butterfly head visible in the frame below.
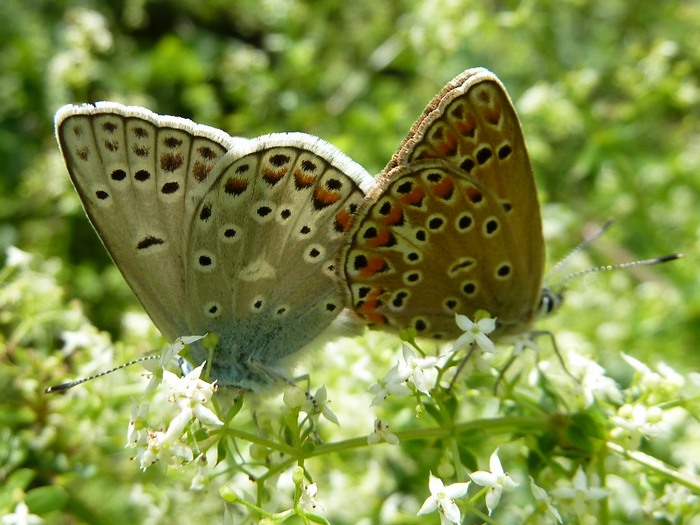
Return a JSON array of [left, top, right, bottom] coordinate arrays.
[[536, 287, 563, 322]]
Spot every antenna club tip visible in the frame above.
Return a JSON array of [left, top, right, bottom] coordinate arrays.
[[659, 253, 684, 263], [45, 383, 72, 393]]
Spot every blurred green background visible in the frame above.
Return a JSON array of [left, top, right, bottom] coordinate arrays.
[[1, 0, 698, 523]]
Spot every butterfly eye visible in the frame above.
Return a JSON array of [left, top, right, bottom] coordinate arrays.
[[537, 289, 562, 318]]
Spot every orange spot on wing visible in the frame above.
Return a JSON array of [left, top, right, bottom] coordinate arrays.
[[454, 113, 478, 137], [335, 208, 352, 231], [482, 106, 502, 126], [224, 177, 248, 195], [314, 187, 341, 206], [294, 169, 316, 188], [262, 167, 286, 184], [434, 131, 458, 157], [356, 287, 387, 324], [193, 161, 213, 182], [365, 228, 393, 248], [400, 188, 424, 207], [431, 176, 454, 199], [465, 186, 483, 203], [361, 256, 389, 279]]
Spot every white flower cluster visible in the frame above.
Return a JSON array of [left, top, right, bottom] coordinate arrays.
[[417, 449, 523, 524], [126, 338, 223, 471]]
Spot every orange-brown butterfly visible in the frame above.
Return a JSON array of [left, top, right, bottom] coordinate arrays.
[[339, 68, 558, 339]]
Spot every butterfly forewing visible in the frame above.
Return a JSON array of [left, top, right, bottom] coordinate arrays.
[[341, 68, 545, 337], [393, 69, 541, 232], [56, 103, 244, 342]]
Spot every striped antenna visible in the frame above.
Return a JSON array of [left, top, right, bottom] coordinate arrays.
[[45, 355, 160, 393], [544, 220, 683, 289], [547, 253, 683, 291]]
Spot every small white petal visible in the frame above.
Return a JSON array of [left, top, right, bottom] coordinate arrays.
[[475, 332, 496, 353], [587, 487, 609, 500], [179, 334, 205, 345], [193, 404, 224, 427], [530, 477, 563, 523], [164, 408, 193, 442], [572, 466, 588, 490], [428, 473, 446, 494], [452, 332, 476, 354], [315, 385, 328, 404], [455, 313, 474, 331], [383, 432, 400, 445], [322, 406, 339, 426], [489, 448, 504, 475], [477, 317, 497, 333], [485, 484, 503, 515], [387, 382, 412, 397], [412, 368, 432, 395], [502, 474, 519, 491], [441, 498, 462, 523], [444, 481, 470, 499], [470, 471, 497, 487], [417, 496, 439, 516]]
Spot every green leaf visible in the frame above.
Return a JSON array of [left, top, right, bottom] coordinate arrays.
[[25, 485, 69, 515]]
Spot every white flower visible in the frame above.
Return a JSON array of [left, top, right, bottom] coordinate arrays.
[[453, 314, 497, 354], [135, 429, 194, 470], [469, 448, 519, 515], [398, 344, 439, 396], [501, 333, 543, 357], [368, 362, 412, 406], [300, 482, 324, 511], [163, 362, 223, 427], [622, 353, 684, 402], [611, 403, 664, 446], [368, 418, 399, 445], [417, 473, 470, 524], [128, 356, 221, 471], [530, 477, 562, 523], [143, 335, 205, 394], [310, 386, 339, 425], [5, 246, 33, 268], [164, 406, 194, 442], [190, 457, 211, 491], [126, 401, 150, 447], [552, 466, 607, 516], [285, 386, 339, 426], [60, 330, 103, 356], [1, 501, 43, 525], [163, 361, 214, 403], [566, 351, 623, 406], [644, 481, 699, 520], [67, 8, 113, 53]]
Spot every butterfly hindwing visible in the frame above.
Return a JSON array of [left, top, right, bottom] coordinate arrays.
[[184, 133, 375, 386], [341, 68, 545, 337]]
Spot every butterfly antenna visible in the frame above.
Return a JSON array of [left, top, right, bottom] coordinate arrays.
[[544, 219, 614, 283], [546, 253, 684, 291], [45, 355, 160, 393]]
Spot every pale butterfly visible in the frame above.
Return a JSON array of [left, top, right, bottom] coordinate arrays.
[[55, 102, 375, 390], [339, 68, 557, 339]]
